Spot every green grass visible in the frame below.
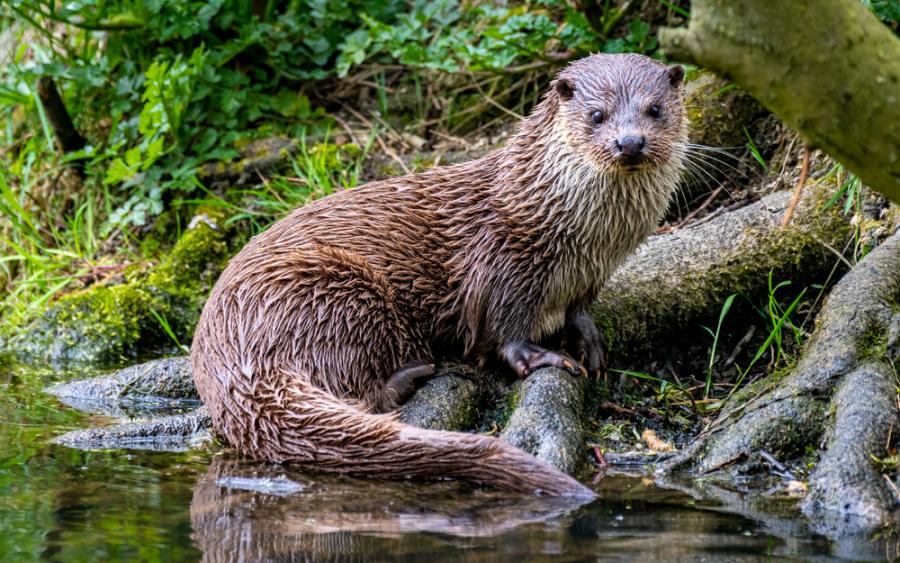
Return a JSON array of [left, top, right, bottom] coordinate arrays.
[[186, 130, 375, 236], [609, 369, 694, 408], [724, 274, 807, 405], [657, 0, 690, 19], [0, 124, 372, 324], [743, 126, 766, 169], [0, 153, 91, 317], [701, 293, 737, 399], [823, 167, 863, 216], [148, 306, 188, 354]]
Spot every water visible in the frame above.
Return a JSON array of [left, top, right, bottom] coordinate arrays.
[[0, 360, 881, 561]]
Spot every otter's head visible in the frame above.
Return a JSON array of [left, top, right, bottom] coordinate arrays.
[[550, 54, 686, 174]]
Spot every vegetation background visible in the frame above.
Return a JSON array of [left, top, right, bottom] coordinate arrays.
[[0, 0, 655, 318], [2, 4, 900, 558], [0, 0, 898, 399]]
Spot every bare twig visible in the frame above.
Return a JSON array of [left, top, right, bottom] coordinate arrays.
[[759, 450, 796, 480], [466, 71, 525, 121], [341, 103, 412, 176], [330, 113, 362, 147], [724, 325, 757, 367], [884, 474, 900, 504], [781, 143, 810, 229], [376, 136, 410, 175], [810, 234, 854, 270]]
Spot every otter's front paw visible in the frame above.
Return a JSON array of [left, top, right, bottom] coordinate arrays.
[[564, 311, 607, 378], [502, 341, 586, 378]]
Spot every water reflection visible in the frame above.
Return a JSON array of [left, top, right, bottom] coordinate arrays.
[[190, 457, 594, 560], [0, 358, 889, 561], [189, 458, 836, 561]]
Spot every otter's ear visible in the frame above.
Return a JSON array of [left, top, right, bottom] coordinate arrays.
[[554, 78, 575, 100], [667, 65, 685, 87]]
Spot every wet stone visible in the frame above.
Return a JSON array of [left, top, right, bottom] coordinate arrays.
[[51, 407, 212, 452], [46, 355, 196, 400], [45, 356, 198, 418]]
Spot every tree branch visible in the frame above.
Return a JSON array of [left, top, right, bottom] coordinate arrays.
[[660, 0, 900, 203]]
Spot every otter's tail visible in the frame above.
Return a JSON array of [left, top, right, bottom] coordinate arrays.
[[204, 367, 595, 498]]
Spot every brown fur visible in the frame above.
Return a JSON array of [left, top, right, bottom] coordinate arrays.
[[191, 54, 687, 496]]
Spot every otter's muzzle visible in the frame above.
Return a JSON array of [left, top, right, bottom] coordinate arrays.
[[615, 135, 646, 159], [613, 134, 646, 165]]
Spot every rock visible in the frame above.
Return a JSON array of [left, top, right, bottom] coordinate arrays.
[[47, 356, 196, 400], [46, 356, 198, 418], [51, 407, 212, 452], [500, 368, 586, 475]]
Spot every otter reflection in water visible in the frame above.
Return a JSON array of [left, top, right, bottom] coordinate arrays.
[[189, 457, 594, 561]]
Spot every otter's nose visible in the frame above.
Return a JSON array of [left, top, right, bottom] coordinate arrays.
[[614, 135, 646, 158]]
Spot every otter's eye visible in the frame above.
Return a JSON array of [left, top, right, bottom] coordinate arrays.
[[647, 104, 661, 119], [591, 110, 604, 124]]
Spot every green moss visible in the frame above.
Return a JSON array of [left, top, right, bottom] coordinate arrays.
[[683, 71, 763, 149], [857, 325, 889, 361], [456, 398, 480, 430], [594, 312, 618, 352], [1, 219, 229, 366], [477, 385, 522, 433], [1, 282, 152, 365], [723, 362, 794, 411], [496, 386, 523, 428], [149, 222, 226, 287]]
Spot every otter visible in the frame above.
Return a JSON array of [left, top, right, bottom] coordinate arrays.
[[191, 53, 687, 497]]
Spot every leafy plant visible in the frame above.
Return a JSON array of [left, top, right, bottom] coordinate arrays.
[[865, 0, 900, 32], [603, 19, 658, 54]]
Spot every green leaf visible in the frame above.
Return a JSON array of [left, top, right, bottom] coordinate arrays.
[[104, 158, 135, 184], [124, 146, 142, 167]]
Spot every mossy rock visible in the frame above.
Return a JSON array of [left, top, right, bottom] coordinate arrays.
[[684, 70, 765, 150], [0, 219, 228, 366]]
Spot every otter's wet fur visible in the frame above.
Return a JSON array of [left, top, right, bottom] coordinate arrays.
[[191, 54, 687, 497]]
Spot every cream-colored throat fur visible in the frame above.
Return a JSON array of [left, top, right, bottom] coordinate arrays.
[[532, 144, 681, 340]]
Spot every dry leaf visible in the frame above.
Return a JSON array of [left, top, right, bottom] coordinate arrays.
[[641, 428, 675, 452]]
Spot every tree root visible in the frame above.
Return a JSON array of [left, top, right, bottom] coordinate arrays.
[[660, 231, 900, 536], [805, 361, 898, 536], [500, 369, 585, 474]]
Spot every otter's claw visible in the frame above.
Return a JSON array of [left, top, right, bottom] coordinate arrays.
[[503, 341, 586, 378], [564, 311, 607, 378]]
